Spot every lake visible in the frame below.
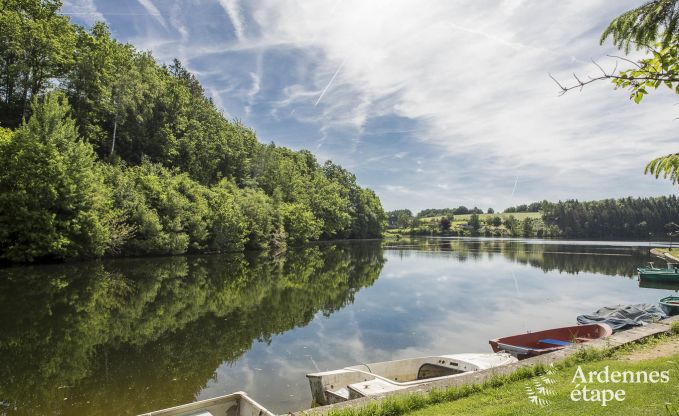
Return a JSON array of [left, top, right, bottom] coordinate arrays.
[[0, 237, 675, 415]]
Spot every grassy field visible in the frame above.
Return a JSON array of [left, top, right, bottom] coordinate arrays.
[[384, 212, 544, 236], [656, 248, 679, 259], [327, 324, 679, 416], [419, 212, 542, 222]]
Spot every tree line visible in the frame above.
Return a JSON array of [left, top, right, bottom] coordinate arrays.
[[387, 195, 679, 240], [0, 1, 384, 263], [541, 196, 679, 240]]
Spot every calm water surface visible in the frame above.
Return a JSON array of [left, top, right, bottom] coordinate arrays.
[[1, 238, 676, 415]]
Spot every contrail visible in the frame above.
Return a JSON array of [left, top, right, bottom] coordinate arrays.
[[315, 60, 345, 107], [510, 270, 527, 333], [510, 175, 519, 197], [308, 355, 320, 372]]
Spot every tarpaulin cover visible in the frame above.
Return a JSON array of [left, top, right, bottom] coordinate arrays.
[[576, 304, 667, 332]]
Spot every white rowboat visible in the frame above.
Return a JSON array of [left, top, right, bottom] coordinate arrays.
[[136, 391, 275, 416], [307, 353, 517, 405]]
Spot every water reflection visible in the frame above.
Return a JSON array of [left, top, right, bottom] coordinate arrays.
[[0, 238, 672, 415], [385, 237, 648, 276], [0, 243, 384, 415]]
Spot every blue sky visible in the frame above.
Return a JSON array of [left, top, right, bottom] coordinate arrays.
[[61, 0, 678, 212]]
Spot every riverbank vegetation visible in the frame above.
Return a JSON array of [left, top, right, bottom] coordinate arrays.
[[387, 195, 679, 240], [0, 1, 384, 263]]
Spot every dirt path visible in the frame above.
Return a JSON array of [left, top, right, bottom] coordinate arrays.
[[617, 336, 679, 361]]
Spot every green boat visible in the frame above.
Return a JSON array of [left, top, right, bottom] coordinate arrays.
[[660, 296, 679, 316], [639, 279, 679, 290], [638, 262, 679, 283]]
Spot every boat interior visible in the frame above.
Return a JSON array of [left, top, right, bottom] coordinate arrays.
[[137, 392, 274, 416], [307, 353, 515, 404]]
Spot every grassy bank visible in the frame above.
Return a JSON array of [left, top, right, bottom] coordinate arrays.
[[654, 248, 679, 260], [327, 322, 679, 416]]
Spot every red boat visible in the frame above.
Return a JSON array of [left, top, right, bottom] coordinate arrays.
[[489, 323, 612, 359]]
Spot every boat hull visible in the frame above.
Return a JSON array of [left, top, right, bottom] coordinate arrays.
[[638, 266, 679, 283], [660, 296, 679, 316], [489, 323, 612, 359], [306, 353, 517, 405], [136, 392, 274, 416]]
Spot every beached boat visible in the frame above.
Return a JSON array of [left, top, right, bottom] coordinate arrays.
[[489, 323, 612, 359], [136, 392, 274, 416], [660, 296, 679, 316], [638, 262, 679, 283], [306, 353, 517, 405]]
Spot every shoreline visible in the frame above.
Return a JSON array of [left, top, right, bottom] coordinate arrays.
[[293, 316, 679, 416]]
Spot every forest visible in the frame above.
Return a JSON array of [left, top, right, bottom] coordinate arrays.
[[0, 0, 385, 263], [541, 196, 679, 240]]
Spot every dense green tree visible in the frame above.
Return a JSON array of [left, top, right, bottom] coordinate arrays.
[[503, 215, 518, 234], [386, 209, 414, 229], [0, 93, 115, 261], [350, 187, 385, 238], [504, 202, 541, 213], [439, 216, 452, 231], [0, 0, 76, 126], [103, 162, 250, 256], [280, 202, 323, 244], [454, 206, 469, 215], [468, 213, 481, 231], [232, 186, 275, 249], [541, 196, 679, 239], [522, 217, 534, 238], [601, 0, 679, 52]]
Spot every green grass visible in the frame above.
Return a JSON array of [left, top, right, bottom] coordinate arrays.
[[657, 248, 679, 259], [409, 353, 679, 416], [419, 212, 542, 222], [326, 333, 679, 416], [672, 320, 679, 335]]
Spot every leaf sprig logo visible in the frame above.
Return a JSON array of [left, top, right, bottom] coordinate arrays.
[[525, 365, 557, 406]]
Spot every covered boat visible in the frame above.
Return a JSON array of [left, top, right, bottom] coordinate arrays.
[[137, 392, 274, 416], [660, 296, 679, 316], [577, 304, 666, 331], [307, 353, 517, 405], [489, 323, 612, 359], [638, 262, 679, 283]]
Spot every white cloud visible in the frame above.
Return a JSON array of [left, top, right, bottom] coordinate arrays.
[[218, 0, 246, 41], [60, 0, 107, 25], [247, 0, 677, 204], [136, 0, 168, 29]]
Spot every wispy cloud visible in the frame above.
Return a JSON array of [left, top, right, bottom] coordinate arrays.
[[60, 0, 106, 25], [136, 0, 167, 29], [218, 0, 246, 41]]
